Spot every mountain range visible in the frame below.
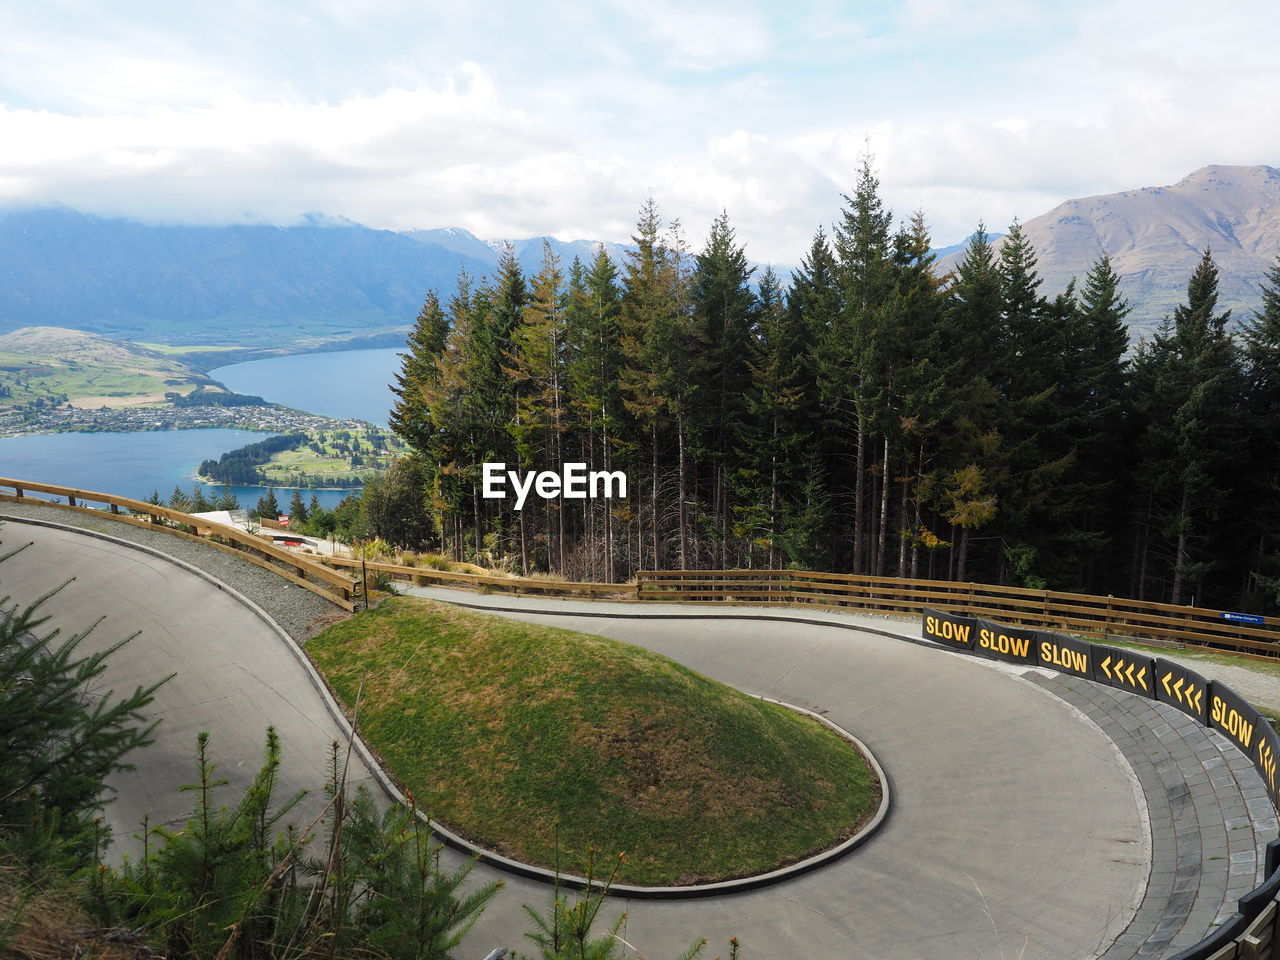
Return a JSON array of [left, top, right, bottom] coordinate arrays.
[[0, 165, 1277, 347], [937, 164, 1280, 335], [0, 209, 629, 347]]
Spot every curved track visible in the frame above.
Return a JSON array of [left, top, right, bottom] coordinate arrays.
[[4, 517, 1244, 959]]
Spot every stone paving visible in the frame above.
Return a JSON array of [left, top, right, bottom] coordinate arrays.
[[1031, 674, 1279, 959]]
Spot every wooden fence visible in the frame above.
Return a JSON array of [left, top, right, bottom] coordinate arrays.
[[4, 473, 1276, 655], [321, 554, 637, 602], [0, 478, 359, 611], [636, 569, 1280, 657]]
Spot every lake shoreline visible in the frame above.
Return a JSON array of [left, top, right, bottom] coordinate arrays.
[[2, 347, 405, 508]]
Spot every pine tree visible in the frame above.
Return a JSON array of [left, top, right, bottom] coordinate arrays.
[[1055, 253, 1132, 589], [826, 155, 897, 573], [565, 248, 626, 580], [989, 220, 1075, 586], [288, 488, 309, 527], [1, 531, 167, 865], [618, 198, 687, 570], [255, 487, 281, 521], [507, 241, 568, 573], [889, 211, 950, 578], [690, 210, 755, 568], [168, 485, 192, 512], [1238, 256, 1280, 607], [735, 267, 804, 568], [1131, 249, 1244, 604], [389, 290, 450, 454], [936, 225, 1003, 580]]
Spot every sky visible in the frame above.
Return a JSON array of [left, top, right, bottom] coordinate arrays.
[[1, 0, 1277, 265]]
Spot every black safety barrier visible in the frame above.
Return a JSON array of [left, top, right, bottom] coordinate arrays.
[[1164, 912, 1247, 960], [920, 608, 1280, 960], [1034, 632, 1093, 680], [1239, 857, 1280, 914], [1154, 658, 1209, 724], [1208, 680, 1264, 762], [973, 618, 1039, 665], [920, 607, 976, 651], [1092, 644, 1155, 698], [1252, 717, 1280, 810]]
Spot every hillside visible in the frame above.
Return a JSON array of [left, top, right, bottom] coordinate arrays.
[[938, 165, 1280, 335], [0, 326, 214, 409]]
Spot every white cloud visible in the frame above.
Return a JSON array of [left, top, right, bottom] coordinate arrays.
[[1, 0, 1278, 268], [609, 0, 772, 71]]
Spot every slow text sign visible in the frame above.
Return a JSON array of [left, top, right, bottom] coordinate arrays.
[[1209, 681, 1264, 760], [1035, 633, 1093, 681], [921, 607, 976, 651], [974, 618, 1039, 665]]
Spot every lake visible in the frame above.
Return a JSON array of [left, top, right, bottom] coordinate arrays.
[[210, 347, 404, 425], [0, 429, 357, 511], [1, 346, 407, 510]]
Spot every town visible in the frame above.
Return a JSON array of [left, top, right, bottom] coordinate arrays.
[[0, 399, 370, 439]]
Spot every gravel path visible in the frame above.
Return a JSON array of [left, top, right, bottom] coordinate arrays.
[[0, 501, 344, 641]]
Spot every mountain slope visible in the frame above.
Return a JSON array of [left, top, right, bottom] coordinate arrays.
[[939, 165, 1280, 334], [404, 226, 631, 275], [0, 325, 213, 410], [0, 209, 494, 345]]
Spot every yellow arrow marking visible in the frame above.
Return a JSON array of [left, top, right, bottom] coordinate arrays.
[[1126, 662, 1137, 685], [1162, 672, 1173, 696], [1136, 666, 1147, 690], [1173, 676, 1185, 704], [1101, 655, 1113, 680], [1115, 657, 1126, 681]]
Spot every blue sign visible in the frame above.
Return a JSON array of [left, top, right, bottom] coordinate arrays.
[[1219, 611, 1265, 625]]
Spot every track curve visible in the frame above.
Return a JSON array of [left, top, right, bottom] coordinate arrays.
[[7, 515, 1263, 959]]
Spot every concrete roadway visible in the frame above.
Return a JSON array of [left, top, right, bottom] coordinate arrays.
[[3, 519, 1151, 960]]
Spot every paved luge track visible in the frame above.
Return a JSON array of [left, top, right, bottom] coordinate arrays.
[[3, 518, 1181, 959]]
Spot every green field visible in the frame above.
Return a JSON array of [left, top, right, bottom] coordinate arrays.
[[0, 328, 217, 411], [0, 350, 204, 410], [257, 426, 410, 485], [308, 598, 879, 886]]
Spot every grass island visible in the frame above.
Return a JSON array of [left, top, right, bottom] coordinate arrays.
[[307, 597, 880, 887]]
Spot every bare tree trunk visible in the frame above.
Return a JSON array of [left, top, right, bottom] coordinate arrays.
[[519, 508, 529, 576], [604, 418, 615, 582], [471, 481, 482, 566], [769, 413, 779, 570], [897, 467, 909, 577], [957, 528, 970, 582], [651, 425, 659, 569], [876, 437, 890, 577], [721, 465, 730, 570], [1171, 483, 1191, 606], [853, 413, 866, 573], [1131, 489, 1153, 601], [677, 412, 688, 570]]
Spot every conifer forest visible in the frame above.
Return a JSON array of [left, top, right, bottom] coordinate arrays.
[[383, 159, 1280, 613]]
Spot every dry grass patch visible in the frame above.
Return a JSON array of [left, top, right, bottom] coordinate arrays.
[[307, 597, 879, 886]]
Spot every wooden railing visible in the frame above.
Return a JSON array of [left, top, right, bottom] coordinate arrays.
[[4, 473, 1274, 654], [0, 478, 359, 611], [322, 555, 638, 602], [636, 569, 1280, 657]]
